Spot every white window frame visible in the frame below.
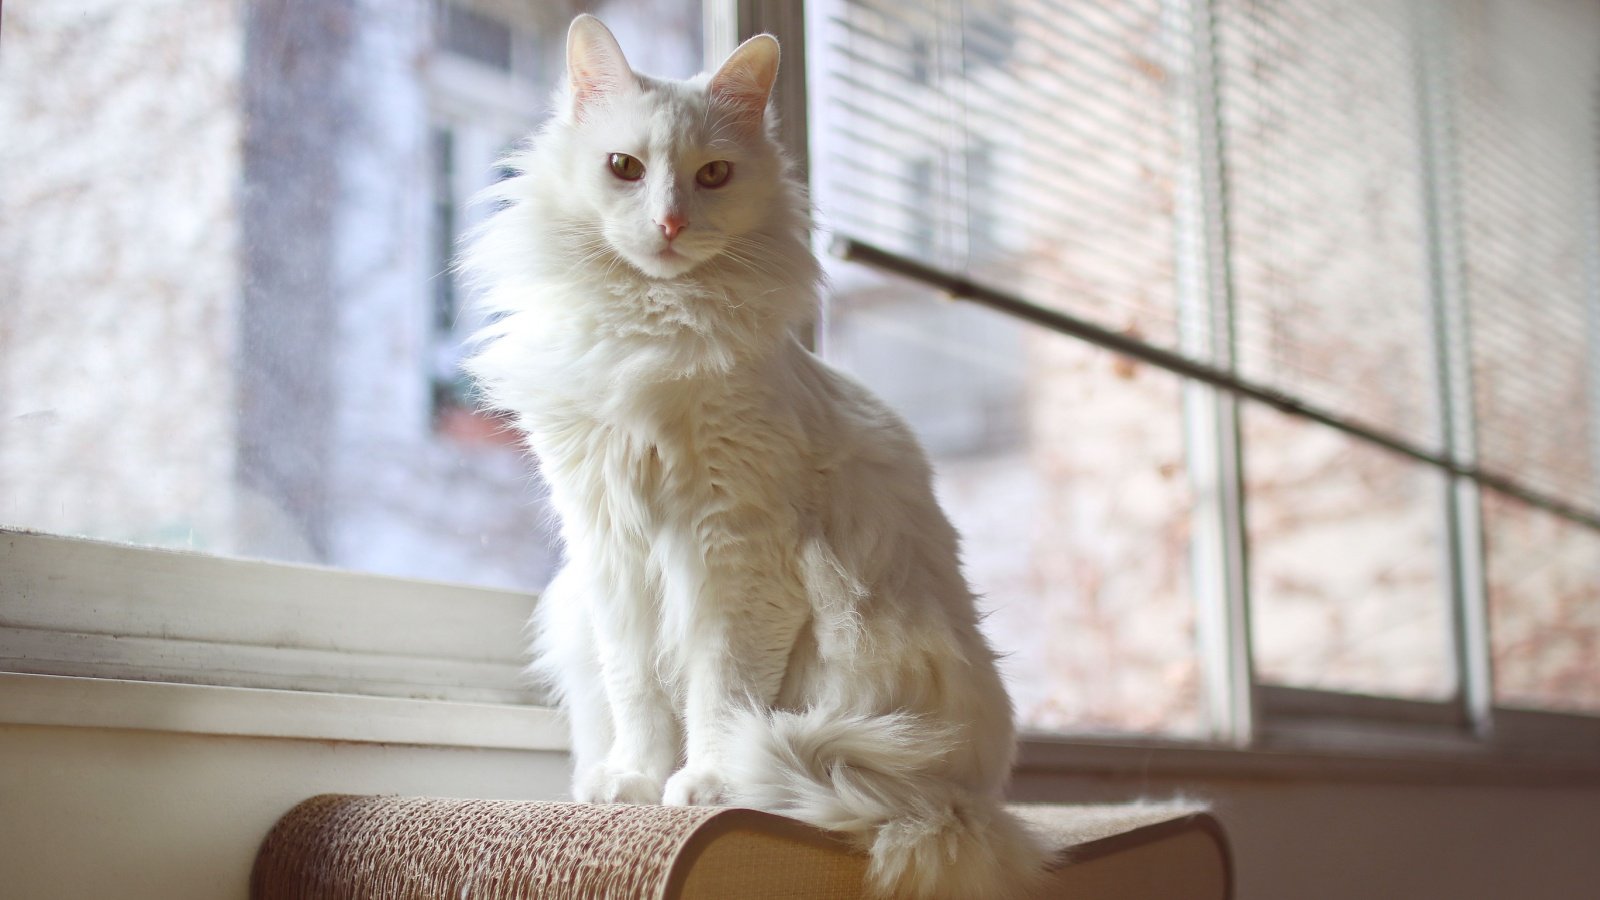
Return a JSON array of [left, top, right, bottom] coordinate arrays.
[[3, 0, 1598, 779], [0, 529, 538, 706]]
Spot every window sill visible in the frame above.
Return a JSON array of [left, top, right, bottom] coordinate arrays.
[[1016, 730, 1600, 788], [8, 672, 1597, 790], [6, 530, 1597, 785], [1, 529, 540, 705], [0, 672, 567, 752]]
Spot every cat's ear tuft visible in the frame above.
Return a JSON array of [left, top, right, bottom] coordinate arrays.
[[567, 14, 634, 119], [708, 34, 780, 129]]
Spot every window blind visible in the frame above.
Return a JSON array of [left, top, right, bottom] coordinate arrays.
[[812, 0, 1600, 529], [1215, 0, 1438, 450], [1449, 0, 1600, 518], [815, 0, 1187, 346]]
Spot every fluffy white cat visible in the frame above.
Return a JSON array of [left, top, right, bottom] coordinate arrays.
[[465, 15, 1046, 899]]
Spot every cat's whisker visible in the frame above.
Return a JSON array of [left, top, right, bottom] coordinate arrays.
[[721, 252, 779, 284], [573, 244, 615, 266], [718, 242, 786, 282]]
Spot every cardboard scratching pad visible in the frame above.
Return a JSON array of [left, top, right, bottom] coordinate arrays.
[[251, 794, 1230, 899]]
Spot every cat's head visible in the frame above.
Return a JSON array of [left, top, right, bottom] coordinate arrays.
[[547, 15, 786, 281]]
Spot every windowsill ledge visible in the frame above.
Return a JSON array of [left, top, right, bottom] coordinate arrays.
[[8, 672, 1598, 788], [0, 672, 568, 752], [1016, 730, 1600, 788]]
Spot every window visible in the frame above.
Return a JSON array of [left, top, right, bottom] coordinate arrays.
[[821, 297, 1205, 736], [0, 0, 697, 700], [809, 0, 1600, 752], [1484, 489, 1600, 716], [0, 0, 703, 593], [425, 4, 550, 431], [3, 0, 1598, 763], [811, 0, 1208, 738]]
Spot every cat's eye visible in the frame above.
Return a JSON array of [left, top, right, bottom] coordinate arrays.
[[608, 153, 645, 181], [696, 160, 732, 188]]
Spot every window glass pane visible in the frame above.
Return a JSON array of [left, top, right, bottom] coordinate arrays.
[[1215, 0, 1440, 451], [1484, 489, 1600, 715], [1452, 0, 1600, 518], [0, 1, 702, 592], [820, 269, 1205, 738], [808, 0, 1205, 740], [1244, 402, 1455, 700], [808, 0, 1189, 349]]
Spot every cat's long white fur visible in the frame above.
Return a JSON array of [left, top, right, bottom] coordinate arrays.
[[464, 16, 1047, 898]]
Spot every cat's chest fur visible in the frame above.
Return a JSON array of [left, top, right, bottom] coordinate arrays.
[[526, 325, 811, 552]]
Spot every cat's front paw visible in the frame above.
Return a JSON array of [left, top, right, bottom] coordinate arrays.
[[575, 764, 665, 805], [662, 767, 730, 807]]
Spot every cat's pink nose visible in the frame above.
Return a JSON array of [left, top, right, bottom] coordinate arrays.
[[658, 213, 689, 241]]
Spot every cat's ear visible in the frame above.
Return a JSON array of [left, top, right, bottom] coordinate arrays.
[[566, 14, 634, 118], [708, 34, 779, 130]]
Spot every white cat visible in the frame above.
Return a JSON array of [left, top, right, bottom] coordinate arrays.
[[465, 15, 1046, 899]]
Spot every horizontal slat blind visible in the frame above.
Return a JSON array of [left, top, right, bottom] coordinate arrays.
[[814, 0, 1189, 347], [1449, 0, 1600, 516], [1214, 0, 1439, 450], [812, 0, 1600, 526]]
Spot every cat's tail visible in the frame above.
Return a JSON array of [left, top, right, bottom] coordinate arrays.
[[724, 707, 1049, 900]]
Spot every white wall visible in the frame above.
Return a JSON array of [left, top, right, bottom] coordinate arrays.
[[0, 723, 570, 900], [1014, 770, 1600, 900], [3, 716, 1598, 899]]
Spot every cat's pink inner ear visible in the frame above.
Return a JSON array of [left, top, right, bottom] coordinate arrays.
[[567, 14, 634, 117], [708, 34, 780, 128]]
